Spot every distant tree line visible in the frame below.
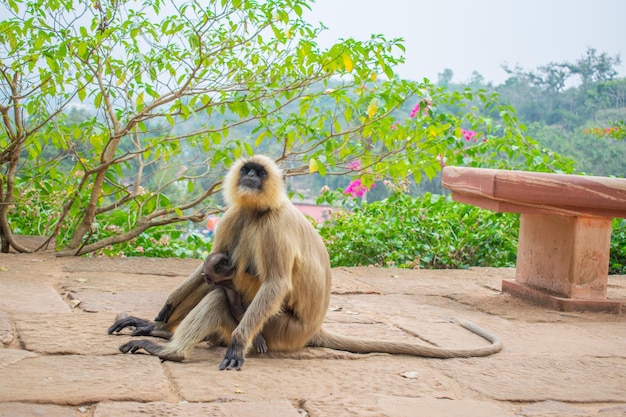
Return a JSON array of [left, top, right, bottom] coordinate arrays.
[[437, 47, 626, 177]]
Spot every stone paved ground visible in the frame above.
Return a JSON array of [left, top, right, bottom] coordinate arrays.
[[1, 252, 626, 417]]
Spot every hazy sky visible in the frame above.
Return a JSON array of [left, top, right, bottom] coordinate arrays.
[[306, 0, 626, 85]]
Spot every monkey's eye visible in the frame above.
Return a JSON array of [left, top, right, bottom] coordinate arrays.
[[240, 165, 267, 178]]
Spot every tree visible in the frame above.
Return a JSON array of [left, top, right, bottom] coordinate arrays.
[[502, 47, 621, 96], [0, 0, 572, 256], [437, 68, 453, 87], [567, 47, 621, 86]]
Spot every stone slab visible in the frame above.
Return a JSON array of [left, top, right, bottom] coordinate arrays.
[[519, 402, 626, 417], [598, 405, 626, 416], [329, 292, 485, 321], [14, 312, 135, 355], [431, 356, 626, 402], [441, 166, 626, 218], [59, 272, 185, 293], [573, 322, 626, 346], [503, 279, 623, 313], [516, 214, 611, 299], [0, 277, 70, 314], [0, 402, 77, 417], [0, 348, 38, 368], [0, 252, 60, 285], [304, 396, 517, 417], [0, 354, 172, 405], [62, 256, 199, 277], [0, 310, 13, 346], [70, 290, 168, 314], [520, 400, 607, 417], [332, 266, 512, 297], [165, 350, 457, 403], [476, 322, 625, 357], [329, 268, 383, 294], [93, 400, 301, 417]]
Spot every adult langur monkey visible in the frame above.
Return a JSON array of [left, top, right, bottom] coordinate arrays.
[[109, 155, 502, 370]]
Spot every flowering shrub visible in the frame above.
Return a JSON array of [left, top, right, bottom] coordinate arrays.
[[318, 192, 519, 269], [584, 121, 625, 141], [319, 188, 626, 273], [461, 128, 478, 142]]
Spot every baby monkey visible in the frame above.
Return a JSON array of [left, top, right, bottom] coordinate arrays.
[[201, 253, 268, 354]]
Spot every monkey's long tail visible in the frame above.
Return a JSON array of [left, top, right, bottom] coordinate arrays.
[[309, 321, 502, 358]]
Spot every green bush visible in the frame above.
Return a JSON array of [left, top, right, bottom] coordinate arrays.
[[318, 192, 519, 269], [95, 227, 212, 259], [611, 219, 626, 274], [318, 192, 626, 274]]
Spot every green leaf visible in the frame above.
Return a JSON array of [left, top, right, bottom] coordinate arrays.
[[255, 130, 268, 147], [33, 35, 45, 49], [77, 83, 86, 101]]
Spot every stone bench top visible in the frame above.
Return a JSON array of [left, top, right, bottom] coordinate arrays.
[[442, 166, 626, 219]]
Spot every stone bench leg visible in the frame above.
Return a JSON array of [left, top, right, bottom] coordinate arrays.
[[502, 213, 622, 313]]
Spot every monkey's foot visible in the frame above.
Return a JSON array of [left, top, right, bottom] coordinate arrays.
[[156, 349, 186, 362], [119, 340, 163, 356], [119, 340, 186, 362]]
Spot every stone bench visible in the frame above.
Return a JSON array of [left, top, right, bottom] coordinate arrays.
[[442, 166, 626, 313]]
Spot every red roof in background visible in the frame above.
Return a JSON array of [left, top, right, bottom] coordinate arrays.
[[293, 203, 332, 224]]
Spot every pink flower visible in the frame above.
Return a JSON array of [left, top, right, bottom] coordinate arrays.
[[346, 160, 361, 171], [461, 129, 477, 142], [409, 103, 421, 118], [409, 99, 431, 118], [345, 179, 375, 198]]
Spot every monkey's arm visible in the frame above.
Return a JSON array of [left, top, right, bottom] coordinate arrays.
[[109, 263, 210, 335], [224, 287, 246, 322], [220, 278, 290, 370], [223, 288, 267, 354], [155, 262, 206, 324]]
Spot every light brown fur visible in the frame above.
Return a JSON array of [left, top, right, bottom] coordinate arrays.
[[111, 155, 501, 369]]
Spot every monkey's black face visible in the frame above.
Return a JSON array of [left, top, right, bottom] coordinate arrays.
[[238, 162, 267, 192]]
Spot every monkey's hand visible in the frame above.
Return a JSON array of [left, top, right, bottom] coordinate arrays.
[[219, 340, 245, 370], [108, 315, 154, 336], [154, 302, 174, 323], [253, 334, 268, 354]]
